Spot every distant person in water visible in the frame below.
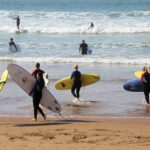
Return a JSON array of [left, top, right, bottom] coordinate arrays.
[[140, 66, 150, 104], [88, 22, 94, 30], [9, 38, 17, 51], [79, 40, 88, 55], [71, 65, 81, 101], [29, 72, 46, 121], [14, 16, 20, 31], [31, 63, 45, 79]]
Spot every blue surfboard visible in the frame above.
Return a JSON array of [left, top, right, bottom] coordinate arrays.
[[123, 79, 143, 92]]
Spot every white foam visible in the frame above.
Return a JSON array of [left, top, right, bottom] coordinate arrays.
[[0, 10, 150, 34]]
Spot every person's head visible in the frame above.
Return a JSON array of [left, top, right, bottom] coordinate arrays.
[[37, 72, 43, 80], [10, 38, 13, 41], [17, 16, 19, 18], [142, 66, 148, 72], [73, 64, 78, 70], [82, 40, 85, 43], [35, 62, 40, 70]]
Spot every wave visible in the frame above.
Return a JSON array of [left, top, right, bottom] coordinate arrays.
[[0, 10, 150, 34], [1, 56, 150, 65]]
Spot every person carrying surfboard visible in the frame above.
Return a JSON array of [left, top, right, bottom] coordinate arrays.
[[71, 65, 81, 101], [31, 63, 45, 79], [79, 40, 88, 55], [29, 72, 46, 121], [140, 66, 150, 104]]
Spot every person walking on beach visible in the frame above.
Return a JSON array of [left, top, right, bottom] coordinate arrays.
[[140, 66, 150, 104], [31, 63, 45, 79], [9, 38, 18, 51], [14, 16, 20, 31], [79, 40, 88, 55], [88, 22, 94, 30], [29, 72, 46, 121], [71, 65, 81, 101]]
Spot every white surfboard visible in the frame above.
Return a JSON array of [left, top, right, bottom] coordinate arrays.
[[7, 64, 61, 113], [43, 73, 49, 87], [9, 44, 21, 52]]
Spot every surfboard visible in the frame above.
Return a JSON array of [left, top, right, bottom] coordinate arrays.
[[0, 70, 8, 91], [123, 79, 143, 92], [87, 47, 92, 54], [134, 71, 143, 78], [55, 74, 100, 90], [7, 64, 61, 113], [9, 44, 21, 52], [43, 73, 49, 87]]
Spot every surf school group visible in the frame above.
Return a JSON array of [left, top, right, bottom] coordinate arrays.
[[1, 16, 150, 121]]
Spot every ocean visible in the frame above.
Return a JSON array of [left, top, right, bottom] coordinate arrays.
[[0, 0, 150, 118]]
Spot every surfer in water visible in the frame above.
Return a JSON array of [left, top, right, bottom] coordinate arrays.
[[29, 72, 46, 121], [79, 40, 88, 55], [14, 16, 20, 31], [9, 38, 18, 51], [31, 63, 45, 79], [71, 65, 81, 102], [88, 22, 94, 30], [140, 66, 150, 104]]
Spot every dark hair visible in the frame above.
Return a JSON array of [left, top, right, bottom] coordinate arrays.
[[10, 38, 13, 41], [36, 62, 40, 68]]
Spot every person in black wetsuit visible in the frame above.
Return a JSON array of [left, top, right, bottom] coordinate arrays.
[[9, 38, 18, 51], [141, 66, 150, 104], [14, 16, 20, 31], [71, 65, 81, 100], [88, 22, 94, 30], [79, 40, 88, 55], [31, 63, 45, 79], [29, 72, 46, 121]]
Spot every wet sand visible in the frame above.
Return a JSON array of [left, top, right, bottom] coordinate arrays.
[[0, 116, 150, 150]]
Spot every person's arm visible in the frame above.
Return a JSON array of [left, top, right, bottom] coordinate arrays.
[[31, 70, 35, 76], [13, 42, 18, 51], [140, 73, 145, 84], [71, 71, 75, 79], [29, 80, 39, 95]]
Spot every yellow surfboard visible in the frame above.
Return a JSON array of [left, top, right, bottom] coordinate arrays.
[[134, 71, 143, 78], [0, 70, 8, 91], [55, 74, 100, 90]]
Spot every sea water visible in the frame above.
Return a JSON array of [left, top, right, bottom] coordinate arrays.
[[0, 0, 150, 118]]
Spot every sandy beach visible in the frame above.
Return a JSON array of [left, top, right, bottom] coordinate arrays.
[[0, 116, 150, 150]]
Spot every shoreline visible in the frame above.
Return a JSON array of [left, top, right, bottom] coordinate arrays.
[[0, 116, 150, 150]]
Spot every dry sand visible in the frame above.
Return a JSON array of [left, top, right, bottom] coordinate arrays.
[[0, 116, 150, 150]]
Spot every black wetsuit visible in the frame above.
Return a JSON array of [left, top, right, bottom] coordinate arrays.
[[71, 70, 81, 98], [31, 69, 44, 79], [16, 18, 20, 30], [142, 72, 150, 104], [30, 78, 45, 119], [79, 43, 88, 55]]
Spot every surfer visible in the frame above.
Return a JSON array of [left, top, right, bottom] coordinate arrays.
[[9, 38, 18, 51], [140, 66, 150, 104], [29, 72, 46, 121], [88, 22, 94, 30], [31, 63, 45, 79], [14, 16, 20, 31], [71, 65, 81, 101], [79, 40, 88, 55]]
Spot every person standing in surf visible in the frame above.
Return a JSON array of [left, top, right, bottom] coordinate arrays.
[[79, 40, 88, 55], [140, 66, 150, 104], [15, 16, 20, 31], [71, 65, 81, 101], [29, 72, 46, 121], [9, 38, 18, 51], [14, 16, 20, 31], [31, 63, 45, 79]]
